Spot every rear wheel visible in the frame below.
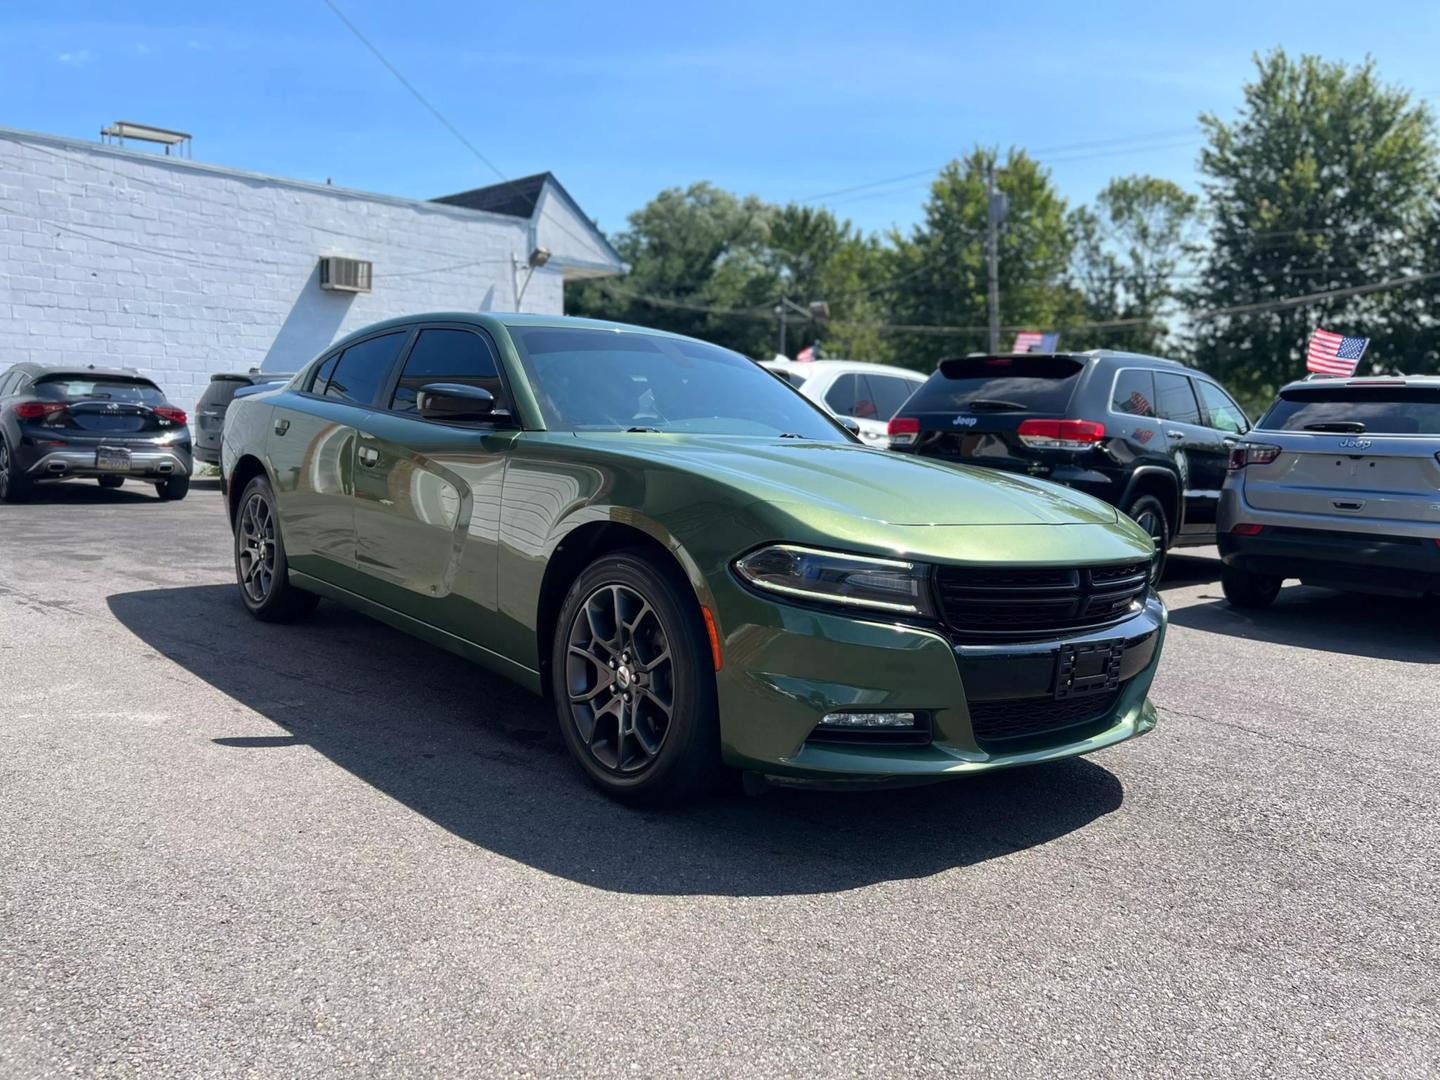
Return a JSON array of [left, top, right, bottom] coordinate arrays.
[[1222, 565, 1282, 608], [98, 476, 125, 489], [234, 474, 318, 623], [0, 437, 31, 503], [1124, 494, 1170, 584], [155, 474, 190, 501], [552, 552, 721, 805]]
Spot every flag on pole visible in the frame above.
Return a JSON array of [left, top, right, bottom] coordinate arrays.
[[1306, 328, 1369, 377], [1011, 331, 1059, 353]]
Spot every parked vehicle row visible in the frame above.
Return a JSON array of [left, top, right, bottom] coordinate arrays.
[[760, 358, 925, 447]]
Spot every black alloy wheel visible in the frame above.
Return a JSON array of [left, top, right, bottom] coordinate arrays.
[[553, 553, 720, 804], [1125, 494, 1169, 585], [233, 474, 318, 623]]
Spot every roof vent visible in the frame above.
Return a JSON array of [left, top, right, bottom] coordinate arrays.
[[318, 256, 372, 293]]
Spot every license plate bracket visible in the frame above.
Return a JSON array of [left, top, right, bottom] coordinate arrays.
[[1054, 639, 1125, 700], [95, 447, 132, 473]]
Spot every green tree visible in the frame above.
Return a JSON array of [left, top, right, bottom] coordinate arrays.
[[1191, 50, 1439, 407], [1070, 175, 1199, 354], [888, 148, 1081, 370]]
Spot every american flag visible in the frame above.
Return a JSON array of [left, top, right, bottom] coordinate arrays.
[[796, 345, 816, 362], [1012, 331, 1059, 353], [1306, 328, 1369, 377]]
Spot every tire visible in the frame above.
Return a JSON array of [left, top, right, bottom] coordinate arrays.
[[1222, 565, 1282, 608], [233, 474, 319, 623], [98, 476, 125, 489], [552, 552, 721, 805], [155, 474, 190, 501], [0, 436, 32, 503], [1124, 494, 1170, 584]]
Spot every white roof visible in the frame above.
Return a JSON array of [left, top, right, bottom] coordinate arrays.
[[761, 359, 926, 381]]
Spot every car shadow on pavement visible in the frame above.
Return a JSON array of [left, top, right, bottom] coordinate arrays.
[[1168, 587, 1439, 663], [107, 584, 1126, 897], [4, 477, 223, 504], [1157, 552, 1221, 590]]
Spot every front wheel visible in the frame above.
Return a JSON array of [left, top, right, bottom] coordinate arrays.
[[1222, 565, 1282, 608], [1124, 494, 1170, 584], [552, 553, 721, 805], [233, 474, 318, 623]]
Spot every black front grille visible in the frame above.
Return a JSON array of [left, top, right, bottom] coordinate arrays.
[[969, 690, 1121, 747], [934, 561, 1149, 640]]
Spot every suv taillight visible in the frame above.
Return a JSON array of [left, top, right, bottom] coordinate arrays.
[[153, 406, 188, 425], [887, 416, 920, 448], [1016, 419, 1105, 449], [14, 401, 68, 422], [1228, 443, 1281, 470]]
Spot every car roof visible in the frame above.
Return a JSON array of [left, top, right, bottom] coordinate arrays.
[[326, 311, 707, 343], [953, 349, 1187, 370], [6, 361, 150, 381], [762, 359, 926, 380], [1277, 373, 1440, 393]]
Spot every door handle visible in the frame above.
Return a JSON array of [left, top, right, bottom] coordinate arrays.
[[1166, 430, 1185, 440], [358, 446, 380, 467], [274, 418, 290, 435]]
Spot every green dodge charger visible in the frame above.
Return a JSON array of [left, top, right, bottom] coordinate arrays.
[[221, 313, 1166, 802]]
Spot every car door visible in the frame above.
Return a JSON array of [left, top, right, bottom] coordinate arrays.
[[350, 324, 516, 651], [1152, 370, 1217, 535], [270, 329, 411, 584]]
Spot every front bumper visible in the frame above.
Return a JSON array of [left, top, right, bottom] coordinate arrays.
[[713, 586, 1166, 780], [1219, 526, 1440, 595]]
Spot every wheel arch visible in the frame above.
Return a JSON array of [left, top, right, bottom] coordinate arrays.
[[1121, 466, 1182, 539], [226, 453, 272, 526]]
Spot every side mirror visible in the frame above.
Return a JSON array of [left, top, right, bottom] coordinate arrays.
[[417, 383, 498, 423], [838, 417, 862, 435]]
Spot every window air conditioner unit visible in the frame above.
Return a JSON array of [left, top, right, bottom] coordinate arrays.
[[319, 256, 373, 293]]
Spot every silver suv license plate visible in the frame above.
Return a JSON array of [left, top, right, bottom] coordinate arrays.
[[95, 447, 131, 472]]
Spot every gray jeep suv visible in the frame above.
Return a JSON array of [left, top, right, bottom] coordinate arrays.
[[1218, 375, 1440, 606]]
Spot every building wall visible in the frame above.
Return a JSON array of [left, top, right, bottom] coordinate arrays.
[[0, 128, 566, 410]]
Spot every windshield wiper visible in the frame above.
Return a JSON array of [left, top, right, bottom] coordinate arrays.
[[778, 432, 809, 439], [626, 426, 662, 433], [965, 399, 1029, 412], [1303, 421, 1367, 433]]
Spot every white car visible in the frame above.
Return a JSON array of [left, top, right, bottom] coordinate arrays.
[[762, 359, 925, 448]]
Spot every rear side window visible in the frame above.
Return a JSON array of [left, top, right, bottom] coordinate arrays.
[[824, 374, 866, 417], [869, 375, 918, 419], [1259, 387, 1440, 435], [1154, 372, 1201, 424], [35, 378, 166, 405], [1194, 380, 1249, 434], [309, 354, 340, 395], [777, 371, 807, 389], [390, 329, 505, 414], [323, 332, 407, 406], [1111, 369, 1156, 417], [0, 372, 18, 396], [907, 355, 1083, 413]]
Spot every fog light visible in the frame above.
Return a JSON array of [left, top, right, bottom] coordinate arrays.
[[818, 711, 917, 729]]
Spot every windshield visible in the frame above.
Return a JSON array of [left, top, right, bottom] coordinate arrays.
[[907, 355, 1084, 413], [509, 327, 847, 439], [35, 377, 166, 404], [1260, 386, 1440, 435]]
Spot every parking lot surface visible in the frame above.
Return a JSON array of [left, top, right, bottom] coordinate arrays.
[[2, 482, 1436, 1079]]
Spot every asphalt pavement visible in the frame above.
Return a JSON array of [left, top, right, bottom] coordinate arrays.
[[1, 480, 1436, 1079]]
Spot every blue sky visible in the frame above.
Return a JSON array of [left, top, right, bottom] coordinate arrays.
[[4, 1, 1438, 238]]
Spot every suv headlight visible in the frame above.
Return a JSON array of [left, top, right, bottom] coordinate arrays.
[[733, 545, 934, 617]]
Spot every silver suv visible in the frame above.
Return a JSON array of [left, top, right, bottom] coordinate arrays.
[[1217, 375, 1440, 606]]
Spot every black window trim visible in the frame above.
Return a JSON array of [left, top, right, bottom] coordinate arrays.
[[377, 321, 522, 430], [1152, 369, 1204, 426], [296, 326, 418, 410]]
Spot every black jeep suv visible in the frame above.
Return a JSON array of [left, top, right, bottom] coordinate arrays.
[[887, 351, 1252, 575]]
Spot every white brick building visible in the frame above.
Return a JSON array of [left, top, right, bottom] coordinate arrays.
[[0, 125, 625, 409]]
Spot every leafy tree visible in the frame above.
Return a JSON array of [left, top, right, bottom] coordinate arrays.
[[1190, 50, 1439, 407], [888, 148, 1082, 371], [1070, 176, 1199, 354]]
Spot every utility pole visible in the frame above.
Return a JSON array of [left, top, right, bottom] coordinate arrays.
[[986, 163, 1002, 354], [775, 301, 787, 357]]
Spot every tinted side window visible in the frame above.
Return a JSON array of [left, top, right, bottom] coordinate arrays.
[[868, 376, 917, 420], [324, 332, 406, 406], [824, 374, 862, 416], [1111, 369, 1156, 417], [1154, 372, 1201, 424], [1194, 380, 1248, 434], [309, 354, 340, 395], [391, 329, 505, 414], [0, 372, 16, 397]]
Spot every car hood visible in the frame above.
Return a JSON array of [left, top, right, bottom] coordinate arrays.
[[571, 433, 1120, 527]]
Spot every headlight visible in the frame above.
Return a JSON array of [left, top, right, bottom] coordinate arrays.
[[733, 544, 934, 617]]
